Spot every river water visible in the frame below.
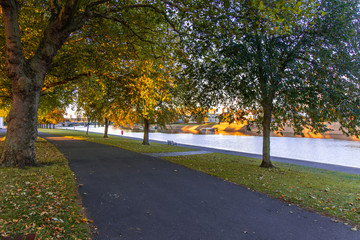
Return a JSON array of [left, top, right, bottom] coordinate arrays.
[[66, 126, 360, 169]]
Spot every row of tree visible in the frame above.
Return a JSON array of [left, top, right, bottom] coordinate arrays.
[[77, 58, 179, 144], [0, 0, 359, 168]]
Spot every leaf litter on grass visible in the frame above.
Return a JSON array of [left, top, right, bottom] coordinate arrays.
[[0, 138, 90, 239]]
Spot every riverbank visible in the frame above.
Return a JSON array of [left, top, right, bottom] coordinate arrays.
[[57, 125, 360, 169], [165, 122, 359, 141]]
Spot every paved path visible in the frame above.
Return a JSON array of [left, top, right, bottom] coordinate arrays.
[[146, 150, 213, 157], [38, 132, 359, 240]]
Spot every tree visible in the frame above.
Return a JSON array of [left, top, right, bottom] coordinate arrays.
[[74, 5, 179, 139], [77, 76, 109, 137], [0, 0, 93, 166], [112, 58, 178, 145], [0, 0, 181, 167], [182, 0, 360, 167]]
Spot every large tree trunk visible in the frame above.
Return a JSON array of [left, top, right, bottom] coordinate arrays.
[[104, 118, 109, 138], [0, 0, 86, 167], [1, 86, 41, 167], [142, 118, 150, 145], [260, 103, 274, 168]]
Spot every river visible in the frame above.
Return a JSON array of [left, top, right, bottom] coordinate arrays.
[[64, 126, 360, 169]]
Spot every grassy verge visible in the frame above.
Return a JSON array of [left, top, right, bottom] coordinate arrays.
[[39, 128, 196, 153], [0, 138, 90, 239], [165, 153, 360, 229]]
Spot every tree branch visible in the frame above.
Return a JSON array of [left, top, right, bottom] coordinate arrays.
[[92, 13, 155, 44], [96, 3, 180, 35], [41, 72, 90, 92], [86, 0, 110, 11], [0, 0, 26, 79], [50, 0, 60, 16], [135, 4, 180, 34], [31, 0, 96, 80]]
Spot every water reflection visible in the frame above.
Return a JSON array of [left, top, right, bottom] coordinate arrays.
[[67, 126, 360, 169]]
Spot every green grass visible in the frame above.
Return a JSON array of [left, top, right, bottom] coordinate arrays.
[[39, 128, 196, 153], [164, 153, 360, 229], [0, 138, 90, 239]]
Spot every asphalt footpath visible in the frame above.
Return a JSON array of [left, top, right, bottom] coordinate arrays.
[[33, 132, 359, 240]]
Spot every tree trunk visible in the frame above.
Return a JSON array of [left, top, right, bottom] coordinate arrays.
[[104, 118, 109, 138], [260, 103, 274, 168], [0, 0, 87, 167], [86, 119, 90, 135], [1, 83, 41, 167], [142, 118, 150, 145]]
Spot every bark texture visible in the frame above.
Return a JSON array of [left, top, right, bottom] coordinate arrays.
[[1, 86, 41, 167], [260, 103, 274, 168], [104, 118, 109, 138], [142, 118, 150, 145]]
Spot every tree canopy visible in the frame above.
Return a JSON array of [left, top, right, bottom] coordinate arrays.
[[0, 0, 359, 169], [181, 0, 360, 167], [0, 0, 182, 166]]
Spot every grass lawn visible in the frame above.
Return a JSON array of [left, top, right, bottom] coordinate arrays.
[[39, 128, 196, 153], [39, 128, 360, 229], [0, 138, 90, 239]]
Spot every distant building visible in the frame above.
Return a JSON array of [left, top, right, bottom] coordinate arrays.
[[0, 117, 3, 129], [205, 108, 221, 123], [207, 113, 219, 123], [63, 107, 86, 121]]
